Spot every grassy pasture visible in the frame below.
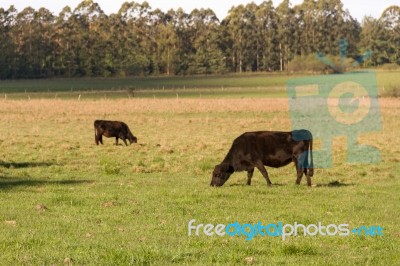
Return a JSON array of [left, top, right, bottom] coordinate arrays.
[[0, 95, 399, 265], [0, 73, 292, 93], [0, 70, 399, 99]]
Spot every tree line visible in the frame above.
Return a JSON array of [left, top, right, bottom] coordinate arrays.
[[0, 0, 399, 79]]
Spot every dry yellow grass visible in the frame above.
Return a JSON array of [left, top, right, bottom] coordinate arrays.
[[1, 97, 398, 167], [0, 98, 289, 115], [0, 97, 397, 149]]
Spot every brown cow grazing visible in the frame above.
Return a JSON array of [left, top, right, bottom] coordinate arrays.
[[210, 130, 314, 187], [94, 120, 137, 146]]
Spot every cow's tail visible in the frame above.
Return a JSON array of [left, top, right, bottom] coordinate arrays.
[[308, 132, 314, 177]]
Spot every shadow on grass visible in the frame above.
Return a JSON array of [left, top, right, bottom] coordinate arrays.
[[0, 176, 93, 189], [227, 182, 285, 187], [316, 181, 354, 187], [227, 181, 353, 188], [0, 161, 56, 169]]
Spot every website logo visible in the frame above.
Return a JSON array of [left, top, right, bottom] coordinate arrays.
[[286, 39, 382, 168], [188, 219, 383, 241]]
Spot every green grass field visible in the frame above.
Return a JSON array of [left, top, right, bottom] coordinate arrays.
[[0, 70, 399, 99], [0, 72, 292, 92], [0, 73, 399, 265]]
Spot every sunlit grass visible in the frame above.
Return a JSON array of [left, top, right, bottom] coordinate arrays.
[[0, 97, 399, 265], [0, 70, 398, 99]]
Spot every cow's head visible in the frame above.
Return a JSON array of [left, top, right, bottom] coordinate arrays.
[[129, 135, 138, 144], [210, 163, 234, 187]]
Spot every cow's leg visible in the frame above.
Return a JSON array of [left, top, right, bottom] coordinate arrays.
[[306, 170, 312, 187], [115, 137, 119, 145], [94, 129, 98, 145], [122, 138, 128, 146], [294, 160, 303, 185], [95, 129, 103, 145], [247, 168, 254, 186], [255, 162, 272, 186]]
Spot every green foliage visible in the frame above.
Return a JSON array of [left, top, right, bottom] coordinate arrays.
[[100, 158, 121, 175], [377, 63, 400, 71], [288, 54, 327, 73], [288, 54, 355, 73], [360, 6, 400, 67], [0, 1, 398, 79]]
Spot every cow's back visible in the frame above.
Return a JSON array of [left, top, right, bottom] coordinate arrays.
[[230, 131, 297, 168], [95, 120, 123, 137], [234, 131, 295, 153]]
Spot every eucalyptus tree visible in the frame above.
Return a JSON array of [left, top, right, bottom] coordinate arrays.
[[224, 5, 245, 72], [243, 2, 261, 72], [188, 8, 226, 74], [0, 0, 397, 79], [166, 8, 192, 75], [294, 0, 318, 56], [36, 8, 56, 77], [0, 6, 17, 78], [380, 5, 400, 64], [51, 6, 73, 76], [256, 1, 280, 71], [225, 4, 263, 72], [360, 5, 399, 66], [339, 9, 361, 59], [11, 7, 38, 77], [150, 8, 178, 75], [360, 16, 380, 66], [72, 0, 108, 76], [315, 0, 344, 55], [314, 0, 360, 59], [119, 1, 155, 75], [276, 0, 295, 71]]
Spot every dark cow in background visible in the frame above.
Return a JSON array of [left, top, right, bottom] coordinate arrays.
[[210, 130, 314, 187], [94, 120, 137, 146]]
